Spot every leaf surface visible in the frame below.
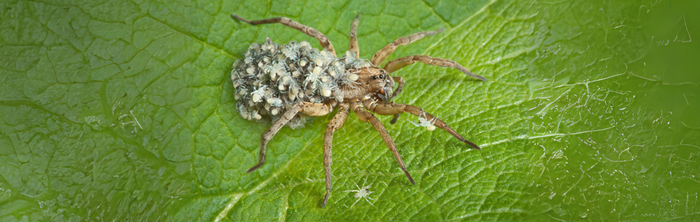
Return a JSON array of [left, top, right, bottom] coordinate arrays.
[[0, 0, 698, 221]]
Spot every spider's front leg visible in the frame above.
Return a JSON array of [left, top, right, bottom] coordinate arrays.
[[321, 104, 350, 207], [364, 100, 481, 150], [352, 102, 416, 185], [383, 55, 486, 124], [247, 102, 333, 173], [384, 55, 487, 81], [371, 28, 445, 66]]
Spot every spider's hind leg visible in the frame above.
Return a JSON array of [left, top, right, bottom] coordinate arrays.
[[247, 104, 302, 173]]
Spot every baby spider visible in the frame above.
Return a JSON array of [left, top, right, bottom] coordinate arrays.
[[408, 109, 438, 131], [230, 13, 486, 207], [343, 179, 374, 208]]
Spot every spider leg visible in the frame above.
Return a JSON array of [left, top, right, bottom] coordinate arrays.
[[248, 102, 334, 173], [406, 118, 420, 127], [385, 55, 487, 81], [352, 102, 416, 185], [365, 196, 375, 206], [384, 55, 486, 81], [349, 13, 360, 59], [370, 28, 445, 66], [350, 196, 362, 209], [364, 100, 481, 150], [389, 76, 405, 124], [231, 14, 336, 57], [322, 104, 350, 207]]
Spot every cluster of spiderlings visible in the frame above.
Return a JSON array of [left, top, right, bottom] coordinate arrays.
[[231, 37, 370, 128]]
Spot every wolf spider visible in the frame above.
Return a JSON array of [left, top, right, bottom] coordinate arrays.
[[231, 13, 485, 207]]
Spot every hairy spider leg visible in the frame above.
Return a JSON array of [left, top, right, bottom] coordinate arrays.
[[321, 104, 350, 207], [370, 28, 445, 66], [247, 102, 333, 173], [388, 76, 405, 124], [231, 14, 337, 57], [352, 102, 416, 185], [384, 55, 487, 81], [364, 100, 481, 150], [349, 14, 361, 59]]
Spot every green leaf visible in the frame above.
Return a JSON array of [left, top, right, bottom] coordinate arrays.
[[1, 0, 698, 221]]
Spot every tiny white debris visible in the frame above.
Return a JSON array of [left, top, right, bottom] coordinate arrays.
[[130, 110, 143, 130], [349, 74, 358, 81]]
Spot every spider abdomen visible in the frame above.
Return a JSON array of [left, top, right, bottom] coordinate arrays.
[[231, 38, 369, 128]]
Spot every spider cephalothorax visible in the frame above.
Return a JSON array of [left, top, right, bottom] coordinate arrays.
[[231, 14, 486, 207]]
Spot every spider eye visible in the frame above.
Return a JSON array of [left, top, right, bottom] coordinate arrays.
[[379, 74, 385, 79], [372, 75, 378, 80]]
